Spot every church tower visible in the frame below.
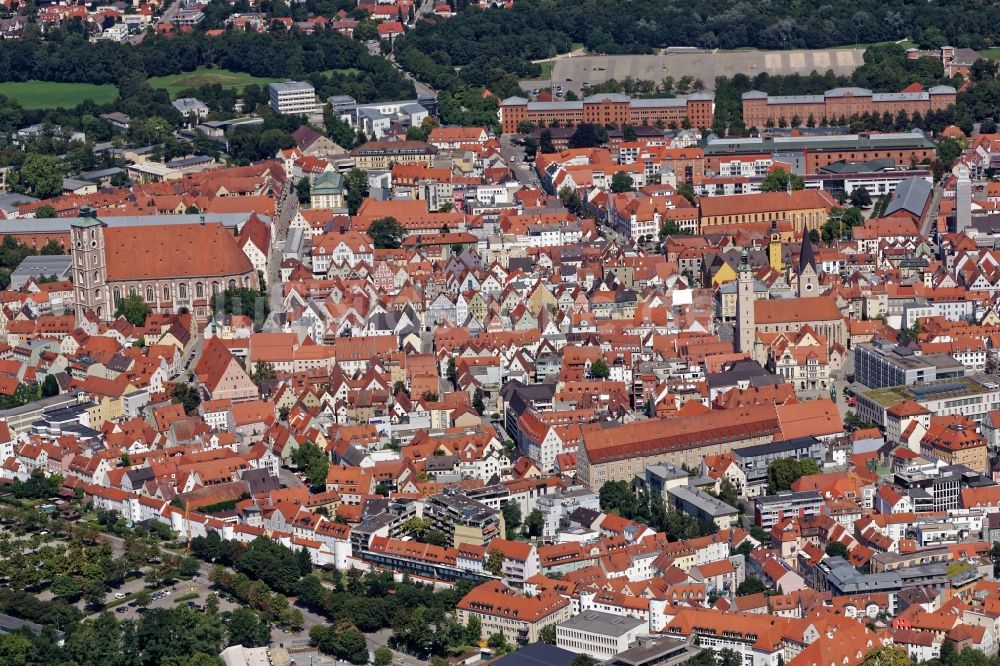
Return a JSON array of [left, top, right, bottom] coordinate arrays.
[[71, 207, 109, 323], [736, 248, 755, 355], [768, 221, 783, 272], [796, 230, 819, 298]]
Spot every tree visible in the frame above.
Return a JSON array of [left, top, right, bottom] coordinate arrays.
[[540, 623, 556, 644], [736, 575, 769, 596], [345, 168, 369, 215], [485, 550, 504, 575], [862, 646, 913, 666], [610, 171, 635, 193], [568, 123, 602, 148], [446, 357, 457, 387], [472, 388, 486, 416], [211, 287, 270, 329], [179, 556, 200, 578], [34, 205, 56, 219], [849, 187, 872, 207], [40, 239, 64, 255], [825, 541, 850, 558], [374, 647, 393, 666], [487, 633, 508, 651], [227, 608, 271, 648], [367, 217, 405, 249], [41, 374, 59, 398], [502, 501, 522, 534], [760, 168, 804, 192], [718, 477, 739, 508], [589, 359, 610, 379], [171, 383, 201, 415], [660, 220, 691, 238], [251, 362, 277, 385], [295, 178, 311, 204], [571, 655, 595, 666], [13, 154, 63, 199], [291, 441, 329, 492], [82, 578, 106, 608], [114, 293, 152, 327], [936, 137, 963, 168], [332, 625, 370, 664], [600, 480, 638, 517], [558, 185, 582, 214], [766, 458, 820, 493], [50, 575, 82, 600], [971, 58, 999, 82], [525, 509, 544, 537], [897, 319, 923, 345]]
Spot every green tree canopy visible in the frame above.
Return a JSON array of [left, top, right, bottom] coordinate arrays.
[[736, 575, 769, 596], [114, 293, 152, 327], [13, 155, 64, 199], [210, 287, 269, 329], [766, 458, 821, 493], [171, 383, 202, 415], [610, 171, 635, 193], [367, 217, 405, 249], [759, 168, 805, 192], [849, 187, 872, 207], [291, 441, 329, 492], [589, 359, 610, 379]]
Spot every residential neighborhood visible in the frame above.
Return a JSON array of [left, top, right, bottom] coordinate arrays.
[[3, 1, 1000, 666]]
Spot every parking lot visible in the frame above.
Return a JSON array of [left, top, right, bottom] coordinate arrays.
[[110, 573, 237, 621], [520, 48, 866, 96]]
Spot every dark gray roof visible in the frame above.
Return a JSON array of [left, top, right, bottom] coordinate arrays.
[[0, 612, 64, 641], [705, 359, 773, 389], [492, 643, 576, 666], [799, 229, 816, 273], [885, 177, 932, 218]]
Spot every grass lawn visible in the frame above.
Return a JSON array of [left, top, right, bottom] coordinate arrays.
[[571, 42, 584, 51], [0, 81, 118, 110], [979, 47, 1000, 60], [536, 61, 554, 79], [147, 67, 280, 99]]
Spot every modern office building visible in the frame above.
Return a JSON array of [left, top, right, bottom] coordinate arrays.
[[854, 375, 1000, 427], [731, 436, 826, 497], [855, 341, 966, 389], [268, 81, 323, 116], [556, 611, 647, 660], [753, 490, 825, 530], [425, 490, 503, 547]]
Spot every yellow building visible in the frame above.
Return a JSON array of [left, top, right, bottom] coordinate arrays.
[[699, 190, 836, 232]]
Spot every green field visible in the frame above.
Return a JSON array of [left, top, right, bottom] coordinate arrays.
[[536, 60, 555, 79], [979, 47, 1000, 60], [147, 67, 280, 99], [0, 81, 119, 109]]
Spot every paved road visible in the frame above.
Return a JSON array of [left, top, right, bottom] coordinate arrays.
[[98, 532, 424, 663], [268, 183, 298, 314], [521, 48, 866, 96], [498, 136, 541, 190], [130, 0, 181, 43], [920, 181, 944, 238]]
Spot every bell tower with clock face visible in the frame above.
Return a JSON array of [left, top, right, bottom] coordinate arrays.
[[71, 206, 108, 323]]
